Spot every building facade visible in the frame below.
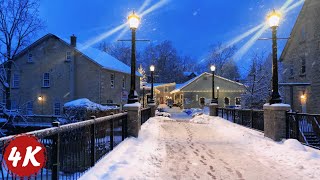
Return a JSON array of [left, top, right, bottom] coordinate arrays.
[[8, 34, 140, 116], [171, 73, 246, 109], [280, 0, 320, 113]]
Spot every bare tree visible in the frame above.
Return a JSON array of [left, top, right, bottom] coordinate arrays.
[[241, 52, 272, 109], [203, 43, 240, 80], [0, 0, 44, 109]]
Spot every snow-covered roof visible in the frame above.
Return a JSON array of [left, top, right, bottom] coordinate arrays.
[[76, 43, 141, 76], [145, 83, 176, 88], [171, 72, 244, 94], [14, 33, 141, 76]]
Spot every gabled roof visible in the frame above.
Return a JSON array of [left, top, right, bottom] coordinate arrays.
[[280, 1, 307, 61], [183, 71, 199, 77], [171, 72, 244, 94], [14, 33, 141, 76]]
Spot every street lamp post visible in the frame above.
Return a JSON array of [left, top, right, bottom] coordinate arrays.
[[267, 10, 282, 104], [142, 85, 145, 108], [210, 65, 218, 104], [150, 65, 155, 103], [128, 11, 141, 104]]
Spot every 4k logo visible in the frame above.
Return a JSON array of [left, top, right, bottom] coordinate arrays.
[[3, 135, 46, 177]]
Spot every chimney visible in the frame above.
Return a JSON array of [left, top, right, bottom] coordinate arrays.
[[70, 34, 77, 47]]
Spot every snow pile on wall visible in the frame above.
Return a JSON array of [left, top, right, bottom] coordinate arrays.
[[63, 98, 119, 121]]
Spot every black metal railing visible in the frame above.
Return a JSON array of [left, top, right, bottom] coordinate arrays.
[[286, 112, 320, 149], [217, 108, 264, 132], [141, 107, 151, 125], [0, 112, 128, 180]]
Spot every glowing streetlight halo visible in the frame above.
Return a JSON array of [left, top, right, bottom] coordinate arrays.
[[150, 65, 155, 72], [38, 96, 43, 101], [128, 11, 141, 29], [210, 65, 216, 72], [267, 9, 281, 28]]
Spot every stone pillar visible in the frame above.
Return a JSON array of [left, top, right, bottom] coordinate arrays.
[[209, 103, 219, 116], [263, 103, 291, 141], [123, 103, 141, 138], [148, 103, 157, 117]]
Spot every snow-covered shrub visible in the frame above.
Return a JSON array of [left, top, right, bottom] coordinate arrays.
[[63, 98, 119, 121]]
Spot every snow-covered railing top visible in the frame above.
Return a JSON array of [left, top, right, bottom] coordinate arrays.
[[0, 112, 127, 142]]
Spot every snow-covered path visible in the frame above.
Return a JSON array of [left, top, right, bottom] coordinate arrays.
[[80, 115, 320, 180]]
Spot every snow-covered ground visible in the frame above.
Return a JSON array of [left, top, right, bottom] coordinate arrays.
[[80, 114, 320, 180]]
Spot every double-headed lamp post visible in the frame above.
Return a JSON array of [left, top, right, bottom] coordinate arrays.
[[127, 11, 141, 104], [150, 65, 155, 103], [267, 10, 282, 104], [210, 65, 218, 104]]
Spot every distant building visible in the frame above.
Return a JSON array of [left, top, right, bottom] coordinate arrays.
[[280, 0, 320, 113], [7, 33, 140, 116], [169, 73, 246, 109]]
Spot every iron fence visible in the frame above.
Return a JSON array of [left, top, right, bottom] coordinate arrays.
[[0, 112, 128, 180], [141, 107, 151, 125], [217, 108, 264, 132], [286, 112, 320, 149]]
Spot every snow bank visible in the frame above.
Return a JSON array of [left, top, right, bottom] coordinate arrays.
[[64, 98, 118, 111], [155, 110, 171, 117]]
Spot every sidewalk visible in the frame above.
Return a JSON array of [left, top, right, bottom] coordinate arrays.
[[80, 115, 320, 180]]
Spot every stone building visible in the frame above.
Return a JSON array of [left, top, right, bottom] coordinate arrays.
[[7, 33, 140, 116], [280, 0, 320, 113], [171, 73, 246, 109]]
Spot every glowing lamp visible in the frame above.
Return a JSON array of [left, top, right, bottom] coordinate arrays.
[[128, 11, 140, 29], [267, 10, 281, 28], [38, 96, 43, 101], [210, 65, 216, 72], [150, 65, 155, 72], [301, 94, 306, 99], [217, 87, 220, 90]]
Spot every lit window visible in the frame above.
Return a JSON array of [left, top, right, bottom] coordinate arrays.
[[43, 73, 50, 87], [12, 74, 20, 88], [122, 76, 125, 89], [66, 51, 71, 61], [111, 73, 115, 88], [26, 101, 33, 115], [28, 53, 33, 62], [54, 102, 61, 116], [235, 97, 241, 105]]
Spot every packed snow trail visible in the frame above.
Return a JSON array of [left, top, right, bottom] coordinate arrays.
[[81, 115, 320, 180]]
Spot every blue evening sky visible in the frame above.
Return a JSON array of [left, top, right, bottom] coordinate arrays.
[[38, 0, 303, 77]]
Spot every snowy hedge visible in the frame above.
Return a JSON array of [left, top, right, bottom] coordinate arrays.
[[63, 98, 119, 121]]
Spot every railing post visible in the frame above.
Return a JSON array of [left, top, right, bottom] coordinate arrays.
[[122, 115, 127, 140], [295, 112, 299, 141], [251, 110, 254, 128], [241, 111, 244, 125], [110, 119, 114, 150], [90, 116, 96, 167], [222, 108, 224, 118], [286, 112, 289, 139], [52, 121, 60, 180], [233, 110, 235, 123]]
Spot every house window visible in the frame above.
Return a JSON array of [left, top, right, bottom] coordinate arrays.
[[301, 58, 306, 74], [235, 97, 241, 105], [66, 51, 71, 61], [54, 102, 61, 116], [122, 76, 125, 89], [290, 66, 294, 77], [196, 94, 198, 101], [110, 73, 115, 88], [12, 73, 20, 88], [224, 97, 230, 106], [43, 73, 50, 87], [199, 97, 205, 106], [26, 101, 33, 115], [28, 53, 33, 62]]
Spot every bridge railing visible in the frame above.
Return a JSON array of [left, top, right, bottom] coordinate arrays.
[[141, 107, 151, 125], [286, 112, 320, 149], [0, 112, 128, 180], [217, 108, 264, 132]]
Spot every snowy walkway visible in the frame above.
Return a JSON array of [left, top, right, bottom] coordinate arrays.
[[81, 115, 320, 180]]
